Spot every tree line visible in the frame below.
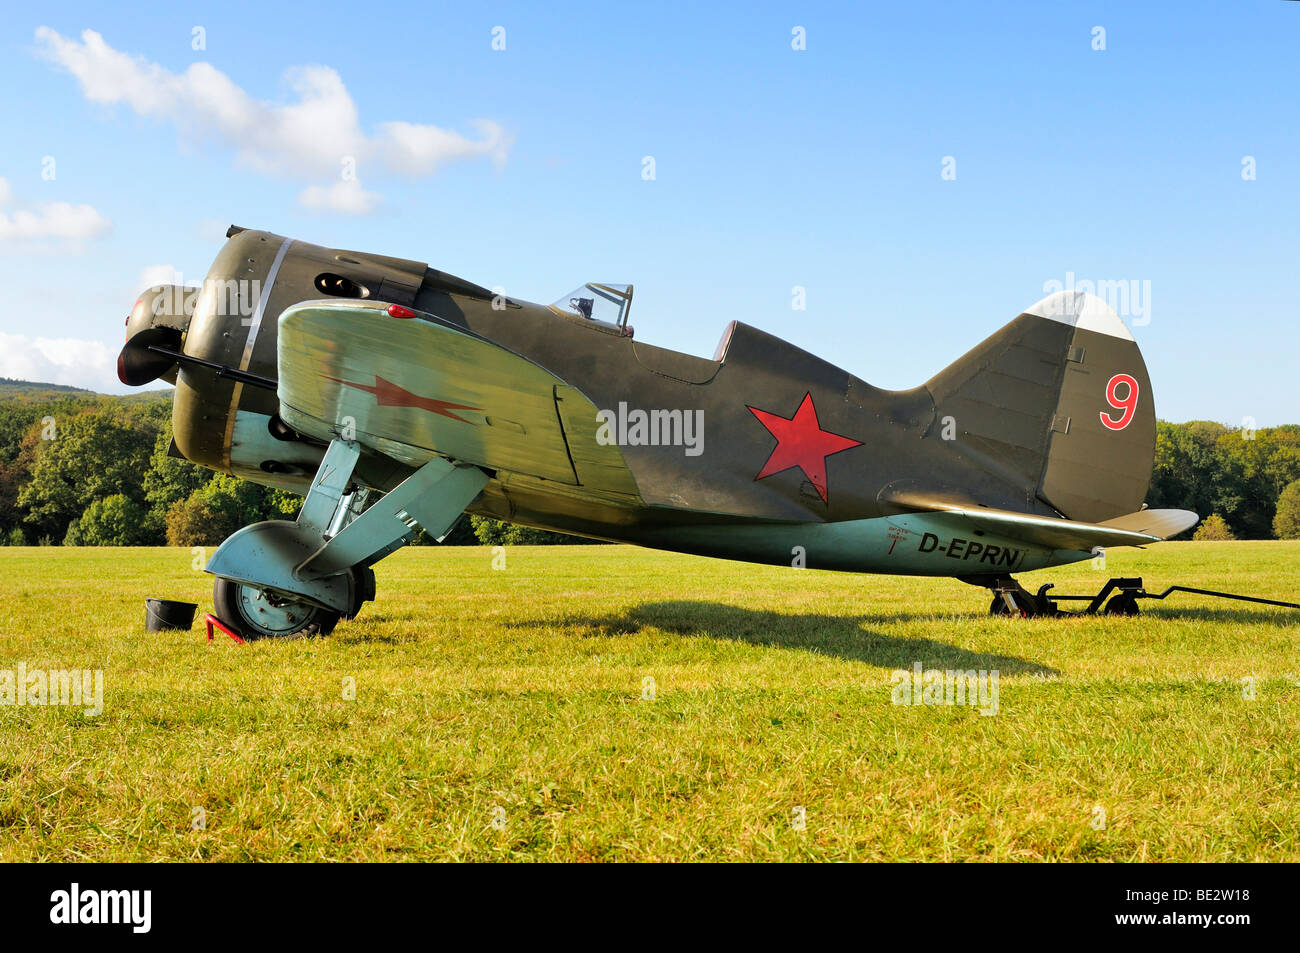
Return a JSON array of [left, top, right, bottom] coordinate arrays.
[[0, 386, 575, 546], [1147, 421, 1300, 540], [1, 385, 1298, 545]]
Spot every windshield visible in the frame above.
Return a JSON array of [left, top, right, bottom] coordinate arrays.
[[551, 282, 633, 328]]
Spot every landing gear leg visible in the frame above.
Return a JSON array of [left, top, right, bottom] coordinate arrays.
[[203, 439, 488, 640]]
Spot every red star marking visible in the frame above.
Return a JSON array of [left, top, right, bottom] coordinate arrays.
[[747, 392, 862, 503], [327, 375, 480, 424]]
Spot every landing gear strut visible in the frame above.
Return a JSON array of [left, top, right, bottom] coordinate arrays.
[[203, 439, 488, 640], [968, 574, 1300, 618]]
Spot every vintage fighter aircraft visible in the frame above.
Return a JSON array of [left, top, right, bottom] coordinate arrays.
[[116, 227, 1294, 639]]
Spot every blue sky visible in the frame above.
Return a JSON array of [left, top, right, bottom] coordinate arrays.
[[0, 1, 1296, 425]]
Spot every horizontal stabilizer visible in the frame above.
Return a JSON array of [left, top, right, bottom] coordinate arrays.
[[883, 490, 1198, 552], [1098, 508, 1200, 539]]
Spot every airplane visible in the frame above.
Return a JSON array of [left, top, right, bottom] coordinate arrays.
[[116, 227, 1295, 640]]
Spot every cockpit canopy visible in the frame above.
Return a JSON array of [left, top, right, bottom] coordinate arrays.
[[551, 283, 633, 332]]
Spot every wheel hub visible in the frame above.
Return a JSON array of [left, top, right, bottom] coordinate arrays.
[[234, 584, 316, 637]]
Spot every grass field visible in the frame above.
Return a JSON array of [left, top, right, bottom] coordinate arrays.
[[1, 541, 1297, 862]]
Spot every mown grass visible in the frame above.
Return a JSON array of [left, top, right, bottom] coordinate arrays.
[[0, 541, 1297, 861]]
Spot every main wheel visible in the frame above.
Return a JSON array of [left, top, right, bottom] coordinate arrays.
[[212, 577, 341, 640]]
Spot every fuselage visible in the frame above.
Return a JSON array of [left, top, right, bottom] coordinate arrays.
[[131, 229, 1095, 576]]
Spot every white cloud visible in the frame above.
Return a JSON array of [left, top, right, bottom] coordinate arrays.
[[0, 176, 112, 244], [35, 27, 513, 214], [380, 118, 512, 175], [0, 332, 122, 392], [0, 203, 112, 241], [137, 264, 184, 290], [298, 179, 382, 216]]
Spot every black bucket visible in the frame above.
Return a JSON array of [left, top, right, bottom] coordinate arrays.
[[145, 598, 198, 632]]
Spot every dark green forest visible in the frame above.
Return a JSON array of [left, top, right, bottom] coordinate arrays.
[[0, 380, 571, 546], [2, 378, 1299, 546]]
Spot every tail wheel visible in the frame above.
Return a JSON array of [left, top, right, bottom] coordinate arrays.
[[1104, 593, 1141, 616], [212, 577, 341, 641], [989, 590, 1042, 617]]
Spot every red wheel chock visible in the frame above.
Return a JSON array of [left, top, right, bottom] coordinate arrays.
[[204, 612, 246, 645]]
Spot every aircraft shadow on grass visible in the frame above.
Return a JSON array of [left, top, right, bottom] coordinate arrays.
[[508, 601, 1058, 676]]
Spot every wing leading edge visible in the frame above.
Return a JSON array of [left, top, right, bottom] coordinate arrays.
[[276, 300, 581, 483]]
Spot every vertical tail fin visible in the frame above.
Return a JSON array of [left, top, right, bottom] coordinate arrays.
[[925, 290, 1155, 523]]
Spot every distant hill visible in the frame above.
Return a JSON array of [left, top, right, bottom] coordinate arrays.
[[0, 378, 171, 403], [0, 378, 96, 398]]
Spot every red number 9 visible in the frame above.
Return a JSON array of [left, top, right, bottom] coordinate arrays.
[[1100, 373, 1139, 431]]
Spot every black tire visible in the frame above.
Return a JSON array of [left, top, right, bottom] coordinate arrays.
[[212, 577, 341, 641], [1015, 592, 1041, 618], [1104, 593, 1141, 616], [989, 590, 1040, 617], [345, 565, 376, 620]]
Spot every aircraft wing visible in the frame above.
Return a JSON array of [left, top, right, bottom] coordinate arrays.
[[275, 300, 582, 484], [883, 489, 1199, 551]]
